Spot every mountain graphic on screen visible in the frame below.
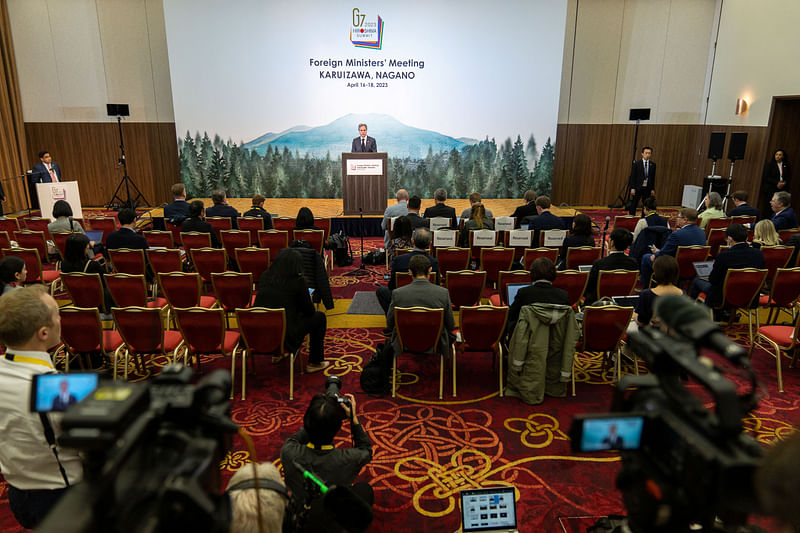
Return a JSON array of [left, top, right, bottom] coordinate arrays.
[[242, 113, 478, 159]]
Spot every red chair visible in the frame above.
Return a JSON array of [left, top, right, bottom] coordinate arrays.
[[220, 230, 251, 264], [730, 215, 756, 227], [675, 245, 711, 286], [109, 248, 146, 275], [237, 217, 265, 245], [490, 270, 531, 306], [393, 306, 455, 399], [181, 232, 212, 255], [0, 217, 20, 235], [754, 310, 800, 393], [553, 270, 590, 308], [106, 273, 167, 309], [758, 268, 800, 324], [235, 307, 306, 400], [315, 218, 332, 243], [258, 230, 289, 262], [395, 271, 436, 288], [577, 304, 635, 388], [457, 306, 509, 396], [479, 247, 514, 289], [147, 248, 183, 275], [539, 229, 568, 248], [55, 307, 123, 372], [293, 229, 327, 268], [158, 272, 218, 329], [613, 215, 639, 233], [166, 222, 183, 248], [61, 273, 105, 311], [24, 217, 51, 239], [51, 231, 72, 260], [2, 248, 59, 293], [0, 231, 9, 253], [564, 246, 601, 270], [596, 270, 639, 300], [778, 228, 800, 243], [435, 247, 470, 285], [211, 272, 253, 323], [88, 217, 118, 245], [445, 270, 486, 309], [469, 230, 499, 261], [112, 306, 183, 380], [715, 268, 767, 351], [704, 217, 731, 237], [14, 230, 50, 263], [173, 307, 240, 374], [523, 247, 559, 271], [206, 216, 233, 243], [191, 248, 228, 283], [143, 230, 174, 248], [272, 217, 295, 232], [760, 246, 794, 287], [235, 247, 270, 285], [707, 228, 728, 258]]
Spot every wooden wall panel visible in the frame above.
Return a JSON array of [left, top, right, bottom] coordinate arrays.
[[765, 98, 800, 203], [24, 122, 179, 208], [552, 123, 616, 205]]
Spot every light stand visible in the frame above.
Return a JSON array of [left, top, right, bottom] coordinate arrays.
[[105, 104, 150, 209], [610, 108, 651, 210], [343, 207, 378, 277]]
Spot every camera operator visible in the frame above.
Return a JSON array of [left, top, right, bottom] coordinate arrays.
[[227, 462, 288, 533], [280, 392, 373, 532], [0, 286, 83, 528]]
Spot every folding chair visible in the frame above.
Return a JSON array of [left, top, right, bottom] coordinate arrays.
[[445, 270, 486, 309], [112, 306, 183, 380], [173, 307, 240, 374], [109, 248, 146, 275], [56, 307, 123, 373], [553, 269, 590, 308], [88, 217, 118, 245], [523, 247, 559, 271], [577, 304, 635, 390], [457, 305, 509, 396], [143, 230, 174, 248], [490, 270, 530, 306], [564, 247, 601, 271], [393, 306, 455, 399], [596, 270, 639, 300], [235, 247, 271, 285]]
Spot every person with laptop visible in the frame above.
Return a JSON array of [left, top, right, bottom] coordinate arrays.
[[106, 208, 148, 251], [688, 224, 764, 310], [584, 228, 637, 304], [635, 255, 682, 327], [506, 257, 569, 335], [640, 207, 705, 287]]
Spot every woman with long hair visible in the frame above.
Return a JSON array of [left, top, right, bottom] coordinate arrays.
[[294, 207, 318, 230], [559, 213, 595, 268], [387, 215, 413, 261], [751, 219, 782, 249], [0, 256, 26, 294], [61, 233, 114, 313], [635, 255, 682, 327], [459, 203, 494, 247]]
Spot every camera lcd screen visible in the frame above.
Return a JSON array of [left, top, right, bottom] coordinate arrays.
[[578, 416, 644, 451], [30, 373, 99, 413]]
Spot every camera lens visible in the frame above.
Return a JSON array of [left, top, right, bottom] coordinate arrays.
[[325, 375, 342, 397]]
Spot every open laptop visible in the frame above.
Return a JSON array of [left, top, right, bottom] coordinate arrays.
[[577, 264, 593, 272], [611, 295, 640, 308], [693, 260, 714, 280], [85, 230, 104, 243], [506, 282, 529, 305], [461, 486, 518, 533]]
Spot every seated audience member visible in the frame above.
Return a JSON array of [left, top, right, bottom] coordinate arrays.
[[585, 228, 638, 304], [405, 195, 428, 230], [689, 224, 764, 309], [47, 199, 86, 235], [281, 393, 373, 533], [242, 194, 274, 230], [632, 196, 669, 242], [181, 200, 221, 247], [527, 195, 566, 244], [727, 190, 759, 219], [510, 189, 538, 228], [0, 256, 26, 294], [459, 203, 494, 247], [376, 227, 439, 313], [61, 233, 114, 314], [770, 191, 798, 231], [206, 189, 240, 229], [756, 431, 800, 533], [254, 249, 328, 372], [387, 215, 413, 262], [507, 257, 569, 334], [381, 189, 409, 248], [0, 286, 83, 529], [423, 188, 457, 229], [386, 254, 455, 357], [640, 208, 705, 286], [288, 239, 334, 311], [751, 219, 782, 249], [460, 192, 494, 220], [635, 255, 682, 327], [558, 213, 595, 268], [294, 206, 320, 231], [106, 208, 148, 250], [698, 192, 726, 229], [226, 462, 288, 533], [164, 183, 191, 225]]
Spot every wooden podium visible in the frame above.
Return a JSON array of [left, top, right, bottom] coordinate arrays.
[[342, 152, 387, 215], [36, 181, 83, 220]]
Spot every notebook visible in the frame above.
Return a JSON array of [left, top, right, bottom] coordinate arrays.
[[461, 486, 518, 533], [693, 260, 714, 280], [506, 283, 529, 305], [85, 230, 104, 243]]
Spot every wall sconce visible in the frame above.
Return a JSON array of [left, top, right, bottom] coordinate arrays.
[[735, 97, 749, 115]]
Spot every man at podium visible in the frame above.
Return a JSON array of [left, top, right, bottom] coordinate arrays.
[[30, 151, 63, 211], [351, 123, 377, 152]]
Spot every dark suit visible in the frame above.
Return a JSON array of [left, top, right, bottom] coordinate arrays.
[[727, 203, 759, 219], [640, 223, 706, 285], [31, 161, 62, 184], [164, 200, 191, 225], [376, 250, 439, 313], [51, 393, 77, 411], [387, 278, 455, 358], [528, 211, 565, 245], [507, 281, 569, 333], [628, 159, 656, 215], [584, 252, 639, 303], [772, 208, 798, 231], [423, 203, 457, 229], [351, 136, 377, 152], [510, 202, 538, 228], [181, 217, 221, 248], [406, 212, 429, 230], [690, 243, 764, 307], [761, 160, 790, 208], [242, 206, 274, 229], [106, 227, 148, 250], [205, 203, 240, 229]]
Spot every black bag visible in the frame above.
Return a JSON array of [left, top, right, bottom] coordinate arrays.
[[360, 342, 393, 395], [361, 249, 385, 265], [328, 231, 354, 267]]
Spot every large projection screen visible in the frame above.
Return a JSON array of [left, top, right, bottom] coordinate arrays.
[[163, 0, 567, 199]]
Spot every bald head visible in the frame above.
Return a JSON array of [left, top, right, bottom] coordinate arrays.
[[396, 189, 408, 202]]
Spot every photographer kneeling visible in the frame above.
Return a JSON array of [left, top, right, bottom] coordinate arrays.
[[281, 391, 373, 532]]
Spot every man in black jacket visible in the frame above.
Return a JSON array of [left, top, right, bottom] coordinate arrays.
[[181, 200, 221, 248], [205, 189, 240, 229], [423, 188, 457, 229], [406, 196, 428, 230], [106, 208, 148, 250], [376, 228, 438, 313], [506, 257, 569, 334], [242, 194, 273, 229], [584, 228, 638, 304], [527, 196, 565, 244], [628, 146, 656, 216], [727, 190, 759, 219], [163, 183, 191, 225], [510, 190, 538, 228]]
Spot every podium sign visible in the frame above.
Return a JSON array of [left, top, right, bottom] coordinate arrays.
[[342, 152, 388, 215], [36, 181, 83, 220]]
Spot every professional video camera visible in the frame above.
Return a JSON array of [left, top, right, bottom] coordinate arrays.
[[570, 295, 767, 533], [38, 364, 239, 533]]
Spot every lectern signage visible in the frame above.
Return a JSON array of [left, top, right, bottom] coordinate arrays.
[[347, 159, 383, 175]]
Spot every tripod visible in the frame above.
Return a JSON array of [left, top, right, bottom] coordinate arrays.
[[106, 115, 150, 209], [609, 118, 643, 209], [344, 208, 379, 277]]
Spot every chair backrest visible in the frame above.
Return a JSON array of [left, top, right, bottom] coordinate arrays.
[[211, 272, 253, 311], [173, 307, 226, 353], [272, 217, 296, 232], [469, 230, 498, 259], [61, 272, 105, 308], [720, 268, 767, 309], [220, 230, 251, 261], [258, 230, 289, 260], [24, 217, 51, 239], [166, 222, 183, 247], [435, 247, 470, 281], [496, 270, 531, 305], [181, 232, 212, 253], [582, 305, 634, 352], [112, 306, 166, 353], [0, 231, 9, 252], [523, 247, 559, 271], [292, 229, 325, 254], [88, 217, 118, 244], [445, 270, 486, 309], [105, 273, 149, 308], [0, 217, 20, 235], [51, 231, 72, 259], [146, 248, 183, 275], [429, 217, 451, 231], [704, 217, 731, 236], [206, 217, 233, 242], [158, 272, 203, 307], [315, 218, 332, 242], [191, 247, 228, 282], [565, 246, 601, 270], [778, 228, 800, 243], [767, 267, 800, 308], [459, 306, 509, 351], [479, 247, 514, 285], [552, 270, 590, 308], [707, 228, 728, 258], [59, 307, 103, 353], [540, 229, 568, 247], [596, 270, 639, 300], [2, 247, 44, 283], [394, 307, 444, 354], [14, 230, 49, 262], [506, 229, 533, 260], [235, 247, 270, 283], [236, 307, 287, 355], [109, 248, 146, 275], [237, 217, 264, 244], [613, 216, 639, 233], [143, 230, 174, 248], [730, 215, 755, 227], [675, 246, 710, 279], [761, 245, 794, 283], [396, 271, 436, 288]]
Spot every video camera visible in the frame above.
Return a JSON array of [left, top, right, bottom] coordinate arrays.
[[38, 364, 239, 533], [570, 295, 766, 533], [325, 375, 351, 410]]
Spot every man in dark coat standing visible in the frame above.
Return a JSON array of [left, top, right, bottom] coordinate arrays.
[[628, 146, 655, 215]]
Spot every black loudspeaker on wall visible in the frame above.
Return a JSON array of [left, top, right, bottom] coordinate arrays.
[[707, 131, 726, 160], [628, 108, 651, 121], [728, 132, 748, 161]]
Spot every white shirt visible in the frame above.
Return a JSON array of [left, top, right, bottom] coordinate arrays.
[[0, 350, 83, 489]]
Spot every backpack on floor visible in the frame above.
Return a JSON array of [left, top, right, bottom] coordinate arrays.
[[360, 342, 393, 395], [328, 231, 354, 267]]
